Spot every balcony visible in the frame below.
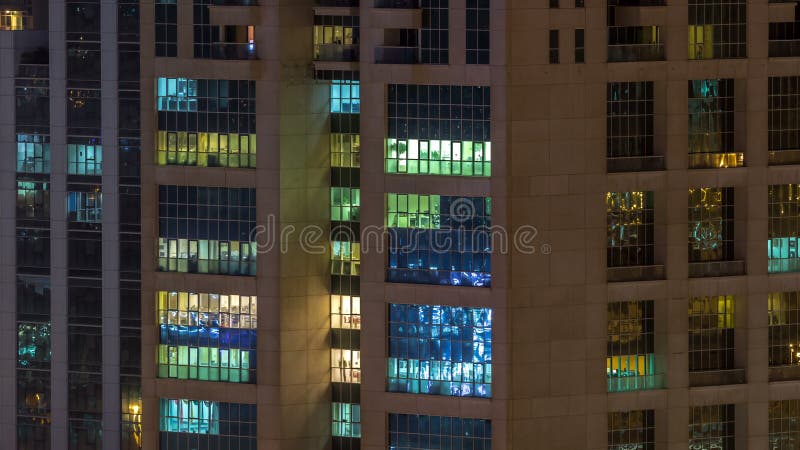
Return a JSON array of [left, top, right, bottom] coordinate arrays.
[[688, 152, 744, 169], [688, 260, 745, 278], [211, 42, 257, 60], [607, 155, 664, 172], [769, 149, 800, 165], [607, 374, 664, 392], [375, 46, 419, 64], [316, 0, 359, 6], [607, 264, 665, 282], [689, 368, 746, 387], [769, 365, 800, 382], [315, 43, 359, 62], [770, 22, 800, 57], [607, 26, 665, 62]]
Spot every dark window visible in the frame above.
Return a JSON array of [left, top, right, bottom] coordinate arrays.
[[466, 0, 490, 64], [688, 187, 734, 263], [769, 76, 800, 151], [575, 28, 585, 63], [608, 410, 655, 450], [16, 229, 50, 271], [689, 0, 746, 59], [549, 30, 559, 63], [67, 43, 101, 82], [421, 0, 449, 64], [689, 405, 735, 450], [67, 89, 102, 130], [607, 81, 654, 158], [607, 191, 654, 267], [156, 0, 177, 57]]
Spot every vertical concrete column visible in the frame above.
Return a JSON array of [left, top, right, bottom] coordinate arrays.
[[0, 32, 18, 450], [48, 0, 68, 445], [100, 0, 121, 448]]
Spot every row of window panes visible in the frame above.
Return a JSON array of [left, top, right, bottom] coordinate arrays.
[[331, 295, 360, 330], [387, 358, 492, 398], [385, 138, 491, 176], [157, 238, 256, 276], [158, 344, 254, 383], [159, 398, 256, 435], [157, 291, 257, 329], [389, 414, 491, 450], [331, 348, 361, 383], [386, 194, 492, 229], [331, 241, 360, 276], [66, 191, 102, 223], [67, 144, 102, 176], [156, 78, 256, 112], [156, 131, 256, 168]]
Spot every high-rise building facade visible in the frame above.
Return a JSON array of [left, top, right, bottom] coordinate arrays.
[[0, 0, 142, 449], [6, 0, 800, 449]]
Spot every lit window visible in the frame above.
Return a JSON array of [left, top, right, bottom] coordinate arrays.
[[387, 304, 492, 398], [157, 291, 257, 383], [689, 405, 735, 450], [606, 192, 654, 268], [16, 134, 50, 174], [0, 10, 27, 30], [17, 323, 51, 369], [156, 78, 198, 111], [688, 0, 746, 60], [608, 410, 654, 450], [607, 300, 658, 392], [386, 194, 492, 287], [67, 190, 102, 223], [159, 398, 256, 443], [16, 182, 49, 220], [313, 16, 359, 61], [768, 184, 800, 273], [385, 138, 491, 176], [331, 133, 360, 168], [688, 296, 735, 371], [770, 400, 800, 450], [331, 241, 360, 276], [156, 131, 257, 168], [332, 403, 361, 438], [331, 295, 360, 330], [768, 291, 800, 367], [331, 188, 360, 222], [331, 349, 360, 384], [688, 187, 734, 262], [688, 79, 742, 168], [67, 143, 102, 176], [331, 80, 360, 114], [389, 414, 491, 449]]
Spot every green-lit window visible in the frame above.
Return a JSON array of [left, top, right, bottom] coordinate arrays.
[[67, 143, 102, 175], [331, 188, 360, 222], [332, 403, 361, 438], [385, 139, 491, 176], [386, 193, 441, 229], [331, 133, 360, 168], [156, 131, 256, 168]]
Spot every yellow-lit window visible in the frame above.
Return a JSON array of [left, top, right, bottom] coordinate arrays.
[[0, 11, 26, 31], [331, 349, 361, 383], [331, 295, 361, 330], [331, 133, 360, 168], [331, 241, 360, 276], [157, 131, 256, 168], [688, 25, 714, 60]]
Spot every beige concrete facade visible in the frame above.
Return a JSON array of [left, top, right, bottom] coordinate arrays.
[[138, 0, 800, 448]]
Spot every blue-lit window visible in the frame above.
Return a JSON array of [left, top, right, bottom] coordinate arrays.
[[387, 304, 492, 398], [67, 191, 102, 223], [332, 403, 361, 438], [67, 142, 102, 176], [159, 398, 256, 449], [769, 184, 800, 273], [157, 291, 257, 383], [389, 413, 491, 450], [386, 194, 492, 287], [331, 80, 360, 114], [16, 134, 50, 174]]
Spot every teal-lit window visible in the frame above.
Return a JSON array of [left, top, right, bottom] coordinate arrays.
[[385, 138, 491, 176], [331, 188, 360, 222], [157, 291, 257, 383], [157, 78, 198, 111], [16, 181, 49, 220], [331, 80, 359, 114], [18, 323, 51, 369], [387, 303, 492, 398], [159, 398, 256, 444], [16, 134, 50, 174], [769, 184, 800, 273], [67, 191, 102, 223], [332, 403, 361, 438], [67, 143, 102, 175], [607, 300, 659, 392]]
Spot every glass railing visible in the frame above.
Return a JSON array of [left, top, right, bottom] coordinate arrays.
[[375, 46, 419, 64], [315, 44, 359, 62], [608, 42, 664, 62], [688, 152, 744, 169], [211, 42, 258, 60], [315, 0, 359, 6], [607, 373, 664, 392]]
